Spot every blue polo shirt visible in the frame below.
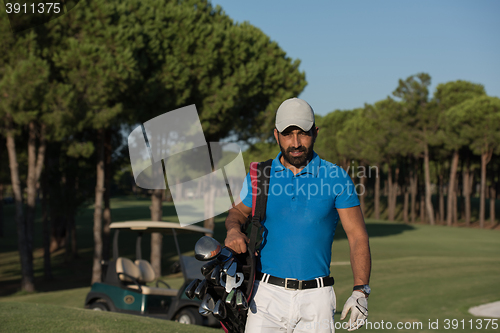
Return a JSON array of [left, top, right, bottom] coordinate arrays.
[[240, 151, 360, 280]]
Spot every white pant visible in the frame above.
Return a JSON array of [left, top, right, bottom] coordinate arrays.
[[245, 280, 336, 333]]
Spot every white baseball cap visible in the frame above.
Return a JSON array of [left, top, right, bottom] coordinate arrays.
[[275, 98, 315, 133]]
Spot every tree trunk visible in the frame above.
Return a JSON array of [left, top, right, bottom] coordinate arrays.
[[102, 129, 112, 261], [420, 187, 426, 223], [452, 177, 458, 225], [0, 138, 4, 238], [203, 186, 216, 234], [423, 145, 435, 225], [6, 126, 35, 292], [490, 185, 496, 225], [393, 167, 399, 220], [41, 164, 52, 280], [438, 174, 444, 223], [447, 151, 459, 226], [479, 150, 493, 228], [403, 184, 409, 223], [26, 121, 47, 268], [150, 188, 163, 278], [358, 173, 366, 215], [489, 160, 497, 226], [64, 173, 76, 262], [0, 183, 3, 238], [92, 130, 105, 284], [459, 158, 464, 221], [387, 165, 399, 221], [374, 165, 380, 220], [463, 158, 471, 226], [410, 167, 417, 223], [25, 122, 38, 281], [387, 165, 394, 221]]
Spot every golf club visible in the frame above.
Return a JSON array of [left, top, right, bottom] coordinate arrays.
[[201, 259, 219, 277], [209, 264, 221, 285], [200, 293, 215, 316], [199, 306, 211, 316], [226, 261, 237, 277], [213, 299, 227, 320], [225, 289, 236, 307], [194, 278, 208, 300], [195, 236, 222, 261], [235, 289, 248, 311], [222, 257, 235, 274], [216, 247, 234, 263], [184, 278, 200, 299]]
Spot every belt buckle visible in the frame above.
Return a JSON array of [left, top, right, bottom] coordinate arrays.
[[284, 278, 302, 290]]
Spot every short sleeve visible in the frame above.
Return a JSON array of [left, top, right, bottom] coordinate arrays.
[[239, 172, 252, 208], [334, 168, 360, 209]]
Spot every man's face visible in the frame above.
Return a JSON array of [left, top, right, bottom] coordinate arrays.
[[274, 126, 318, 169]]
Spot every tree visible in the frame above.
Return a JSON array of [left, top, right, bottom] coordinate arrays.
[[393, 73, 437, 225], [446, 96, 500, 228], [42, 3, 141, 283], [242, 141, 280, 170], [434, 80, 486, 226], [371, 98, 414, 222], [315, 110, 356, 170], [336, 107, 384, 216], [0, 15, 51, 291], [126, 0, 306, 273], [0, 136, 7, 238], [41, 0, 306, 280]]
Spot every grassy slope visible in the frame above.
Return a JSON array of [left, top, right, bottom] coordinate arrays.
[[0, 302, 219, 333], [332, 221, 500, 332], [1, 197, 499, 332]]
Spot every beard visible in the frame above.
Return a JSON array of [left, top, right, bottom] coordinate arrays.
[[279, 141, 314, 169]]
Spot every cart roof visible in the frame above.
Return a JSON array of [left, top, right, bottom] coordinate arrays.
[[109, 221, 213, 235]]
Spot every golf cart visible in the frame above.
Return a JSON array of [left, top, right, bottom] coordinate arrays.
[[84, 221, 219, 326]]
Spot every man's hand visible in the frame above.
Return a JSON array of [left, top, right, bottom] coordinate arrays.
[[224, 203, 252, 254], [340, 291, 368, 331], [224, 228, 249, 254]]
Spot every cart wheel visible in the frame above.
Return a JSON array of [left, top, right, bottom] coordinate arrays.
[[89, 301, 109, 311], [176, 307, 203, 325]]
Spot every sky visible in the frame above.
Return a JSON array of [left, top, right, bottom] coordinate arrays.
[[211, 0, 500, 115]]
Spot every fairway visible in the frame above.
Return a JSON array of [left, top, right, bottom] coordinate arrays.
[[0, 302, 219, 333], [331, 221, 500, 332], [1, 198, 499, 332]]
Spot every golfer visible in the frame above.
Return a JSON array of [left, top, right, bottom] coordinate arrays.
[[224, 98, 371, 333]]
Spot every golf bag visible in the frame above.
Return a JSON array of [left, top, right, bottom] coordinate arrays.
[[239, 159, 273, 303], [185, 159, 272, 333]]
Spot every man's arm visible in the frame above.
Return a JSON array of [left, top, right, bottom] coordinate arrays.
[[224, 201, 252, 254], [337, 206, 371, 287]]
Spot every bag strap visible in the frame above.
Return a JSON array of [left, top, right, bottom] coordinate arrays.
[[248, 159, 272, 255]]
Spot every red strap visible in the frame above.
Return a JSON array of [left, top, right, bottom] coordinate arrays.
[[248, 161, 259, 304], [250, 162, 258, 216], [246, 264, 256, 303], [221, 322, 229, 333]]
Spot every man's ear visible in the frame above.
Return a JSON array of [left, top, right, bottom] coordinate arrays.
[[274, 128, 280, 144], [313, 126, 319, 142]]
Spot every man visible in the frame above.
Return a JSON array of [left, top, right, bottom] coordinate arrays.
[[225, 98, 371, 332]]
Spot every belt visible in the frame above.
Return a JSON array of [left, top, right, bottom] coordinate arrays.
[[256, 272, 334, 290]]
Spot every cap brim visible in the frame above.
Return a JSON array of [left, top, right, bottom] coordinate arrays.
[[276, 119, 313, 133]]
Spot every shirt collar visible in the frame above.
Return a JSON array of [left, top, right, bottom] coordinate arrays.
[[273, 151, 320, 177]]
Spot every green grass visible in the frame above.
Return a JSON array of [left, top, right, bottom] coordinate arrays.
[[331, 221, 500, 332], [1, 196, 499, 332], [0, 302, 219, 333], [0, 287, 91, 308]]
